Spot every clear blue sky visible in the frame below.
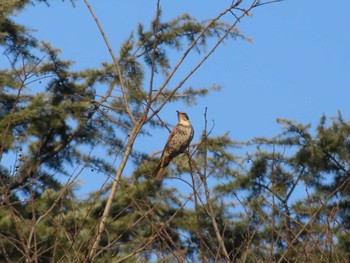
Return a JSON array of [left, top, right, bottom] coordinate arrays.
[[6, 0, 350, 196]]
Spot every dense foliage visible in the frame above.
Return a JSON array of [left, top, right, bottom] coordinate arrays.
[[1, 1, 349, 262]]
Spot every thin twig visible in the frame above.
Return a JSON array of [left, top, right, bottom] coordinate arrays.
[[148, 1, 249, 122], [83, 0, 136, 125], [201, 108, 231, 261]]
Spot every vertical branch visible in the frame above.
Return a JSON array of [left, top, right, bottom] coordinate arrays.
[[83, 0, 136, 125], [82, 1, 150, 260], [282, 200, 292, 250], [200, 108, 231, 262], [189, 163, 208, 262], [87, 120, 144, 262], [146, 0, 161, 108], [29, 188, 39, 263], [270, 160, 275, 261]]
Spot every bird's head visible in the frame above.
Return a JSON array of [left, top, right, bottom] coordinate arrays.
[[177, 111, 190, 125]]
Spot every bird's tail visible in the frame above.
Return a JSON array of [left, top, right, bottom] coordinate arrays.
[[152, 161, 166, 180]]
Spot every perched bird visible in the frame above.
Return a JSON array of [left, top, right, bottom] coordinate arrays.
[[152, 111, 194, 180]]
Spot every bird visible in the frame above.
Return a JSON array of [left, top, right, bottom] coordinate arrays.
[[152, 111, 194, 180]]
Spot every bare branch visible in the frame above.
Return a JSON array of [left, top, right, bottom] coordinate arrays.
[[83, 0, 136, 125]]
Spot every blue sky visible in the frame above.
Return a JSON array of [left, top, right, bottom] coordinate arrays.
[[5, 0, 350, 196]]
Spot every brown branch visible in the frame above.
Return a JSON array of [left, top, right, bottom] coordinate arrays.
[[189, 162, 212, 262], [146, 0, 161, 111], [148, 1, 249, 121], [83, 0, 136, 125], [277, 171, 350, 263], [201, 108, 231, 262], [86, 119, 144, 262]]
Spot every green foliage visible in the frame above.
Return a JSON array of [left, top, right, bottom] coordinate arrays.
[[1, 1, 246, 261], [2, 0, 350, 262], [214, 115, 350, 262]]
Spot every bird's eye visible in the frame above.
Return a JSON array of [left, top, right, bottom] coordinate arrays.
[[183, 113, 189, 120]]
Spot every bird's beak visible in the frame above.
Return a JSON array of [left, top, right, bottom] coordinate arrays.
[[176, 110, 180, 114]]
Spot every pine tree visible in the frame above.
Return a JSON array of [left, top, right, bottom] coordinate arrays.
[[1, 1, 267, 261], [214, 115, 350, 262]]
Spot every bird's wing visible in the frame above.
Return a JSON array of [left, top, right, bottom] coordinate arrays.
[[156, 125, 179, 168], [163, 125, 179, 152]]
